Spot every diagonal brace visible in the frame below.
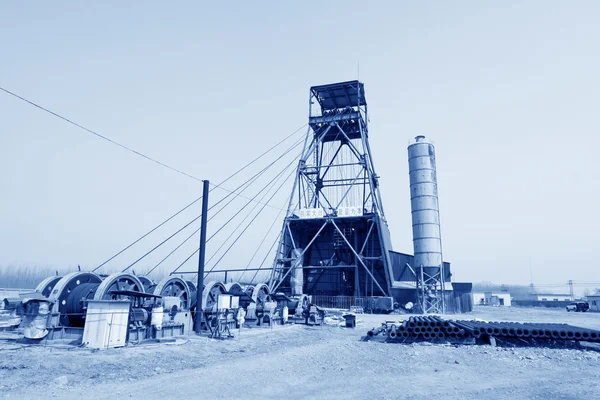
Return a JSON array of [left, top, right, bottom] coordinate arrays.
[[331, 219, 387, 296]]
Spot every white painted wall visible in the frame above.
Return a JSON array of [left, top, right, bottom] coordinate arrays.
[[534, 294, 571, 301], [588, 296, 600, 312], [472, 292, 511, 307]]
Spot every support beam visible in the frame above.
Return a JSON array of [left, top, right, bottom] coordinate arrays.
[[331, 219, 387, 296], [195, 180, 209, 334], [271, 220, 329, 292]]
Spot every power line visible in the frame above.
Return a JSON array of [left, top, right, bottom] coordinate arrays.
[[93, 126, 304, 272], [147, 142, 303, 276], [144, 227, 200, 276], [143, 156, 285, 275], [250, 230, 282, 284], [93, 195, 203, 272], [207, 134, 305, 213], [2, 86, 312, 277], [171, 156, 298, 275], [0, 86, 204, 182], [1, 85, 306, 211], [238, 195, 288, 282], [205, 160, 297, 273]]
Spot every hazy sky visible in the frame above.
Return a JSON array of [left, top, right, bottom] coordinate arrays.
[[1, 1, 599, 288]]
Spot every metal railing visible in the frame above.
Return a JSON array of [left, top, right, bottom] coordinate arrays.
[[310, 295, 395, 312], [310, 295, 366, 310]]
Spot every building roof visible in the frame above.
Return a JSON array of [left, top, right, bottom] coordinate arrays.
[[472, 292, 510, 296], [535, 293, 570, 296], [310, 80, 366, 110]]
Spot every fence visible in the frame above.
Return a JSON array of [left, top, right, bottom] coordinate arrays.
[[310, 295, 394, 312], [310, 296, 365, 310], [512, 300, 571, 308]]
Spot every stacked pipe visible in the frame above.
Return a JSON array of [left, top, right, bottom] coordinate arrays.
[[367, 317, 600, 344]]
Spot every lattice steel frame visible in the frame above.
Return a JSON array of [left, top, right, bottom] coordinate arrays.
[[416, 266, 446, 314], [268, 81, 393, 296]]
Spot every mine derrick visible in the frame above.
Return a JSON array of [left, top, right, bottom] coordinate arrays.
[[269, 81, 395, 304], [0, 80, 473, 349]]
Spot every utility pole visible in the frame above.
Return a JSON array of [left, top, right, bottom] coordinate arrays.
[[528, 257, 533, 286], [568, 280, 574, 301], [195, 180, 209, 334]]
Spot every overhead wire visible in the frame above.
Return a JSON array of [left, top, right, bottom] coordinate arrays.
[[0, 85, 307, 197], [2, 87, 316, 282], [205, 159, 298, 275], [171, 152, 299, 276], [202, 161, 295, 269], [187, 172, 293, 283], [144, 226, 200, 276], [0, 86, 205, 183], [209, 178, 291, 284], [0, 85, 309, 273], [3, 85, 321, 287], [95, 128, 305, 272], [145, 162, 279, 275], [151, 147, 300, 276], [203, 134, 305, 221], [127, 138, 303, 274], [93, 196, 203, 272], [238, 194, 289, 282], [249, 230, 283, 284], [121, 212, 205, 272]]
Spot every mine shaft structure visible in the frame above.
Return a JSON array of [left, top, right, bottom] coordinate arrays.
[[269, 81, 395, 299]]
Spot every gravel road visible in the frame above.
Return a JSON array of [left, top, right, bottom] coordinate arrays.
[[2, 307, 599, 399]]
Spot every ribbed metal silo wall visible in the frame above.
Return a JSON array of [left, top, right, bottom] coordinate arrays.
[[407, 135, 443, 277]]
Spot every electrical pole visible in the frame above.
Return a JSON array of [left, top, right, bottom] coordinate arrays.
[[568, 280, 574, 300], [195, 180, 209, 334]]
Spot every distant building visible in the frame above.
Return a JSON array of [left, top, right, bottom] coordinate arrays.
[[531, 293, 572, 302], [473, 291, 512, 307], [587, 295, 600, 312]]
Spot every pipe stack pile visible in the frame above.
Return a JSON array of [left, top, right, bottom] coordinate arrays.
[[366, 317, 600, 345]]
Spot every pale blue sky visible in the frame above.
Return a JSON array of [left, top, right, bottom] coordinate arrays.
[[1, 1, 599, 287]]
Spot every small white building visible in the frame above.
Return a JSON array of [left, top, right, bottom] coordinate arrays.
[[473, 292, 511, 307], [587, 295, 600, 312], [532, 293, 572, 302]]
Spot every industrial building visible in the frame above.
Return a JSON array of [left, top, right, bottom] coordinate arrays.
[[268, 81, 472, 313], [532, 293, 572, 302], [472, 292, 512, 307], [586, 295, 600, 312], [1, 80, 471, 350]]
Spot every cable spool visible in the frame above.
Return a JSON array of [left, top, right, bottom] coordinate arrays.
[[93, 273, 145, 301], [65, 283, 98, 327], [153, 277, 192, 310], [48, 272, 103, 327], [137, 276, 155, 293], [201, 281, 226, 313], [185, 281, 198, 308], [35, 276, 63, 297]]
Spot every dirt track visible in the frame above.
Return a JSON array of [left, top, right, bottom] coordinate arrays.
[[2, 307, 600, 399]]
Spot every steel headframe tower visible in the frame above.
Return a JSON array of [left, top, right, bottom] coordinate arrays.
[[269, 81, 394, 299]]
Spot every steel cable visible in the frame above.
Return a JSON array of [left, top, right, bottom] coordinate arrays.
[[97, 132, 305, 273], [170, 158, 296, 275]]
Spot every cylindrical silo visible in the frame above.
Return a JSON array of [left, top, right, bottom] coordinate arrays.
[[407, 135, 443, 276]]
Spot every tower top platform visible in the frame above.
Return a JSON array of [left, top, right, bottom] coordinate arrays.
[[310, 80, 366, 111]]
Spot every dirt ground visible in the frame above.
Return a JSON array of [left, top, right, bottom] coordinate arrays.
[[2, 306, 600, 400]]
